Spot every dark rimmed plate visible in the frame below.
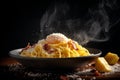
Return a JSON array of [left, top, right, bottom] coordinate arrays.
[[9, 48, 102, 71]]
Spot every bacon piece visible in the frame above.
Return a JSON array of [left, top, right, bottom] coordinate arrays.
[[91, 69, 101, 76], [94, 70, 101, 76], [25, 43, 31, 49], [43, 44, 50, 51], [60, 75, 69, 80], [68, 41, 78, 50], [21, 43, 31, 52], [43, 44, 56, 54]]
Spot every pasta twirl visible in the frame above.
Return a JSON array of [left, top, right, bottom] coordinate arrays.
[[20, 33, 90, 58]]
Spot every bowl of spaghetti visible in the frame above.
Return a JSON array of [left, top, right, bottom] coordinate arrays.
[[9, 33, 102, 70]]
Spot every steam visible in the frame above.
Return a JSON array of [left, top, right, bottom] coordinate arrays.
[[40, 1, 119, 45], [40, 4, 69, 38]]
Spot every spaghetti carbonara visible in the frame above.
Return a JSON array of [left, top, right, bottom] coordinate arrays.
[[20, 33, 90, 58]]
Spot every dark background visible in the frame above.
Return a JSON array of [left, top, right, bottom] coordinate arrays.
[[1, 0, 120, 58]]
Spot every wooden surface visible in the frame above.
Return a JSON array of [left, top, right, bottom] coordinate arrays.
[[0, 57, 120, 80]]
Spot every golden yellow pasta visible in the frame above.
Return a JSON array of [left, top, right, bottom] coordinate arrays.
[[20, 33, 90, 58]]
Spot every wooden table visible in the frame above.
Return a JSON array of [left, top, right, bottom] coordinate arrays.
[[0, 57, 120, 80]]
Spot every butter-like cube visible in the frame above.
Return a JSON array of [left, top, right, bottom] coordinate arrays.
[[104, 52, 119, 65], [95, 57, 111, 72]]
